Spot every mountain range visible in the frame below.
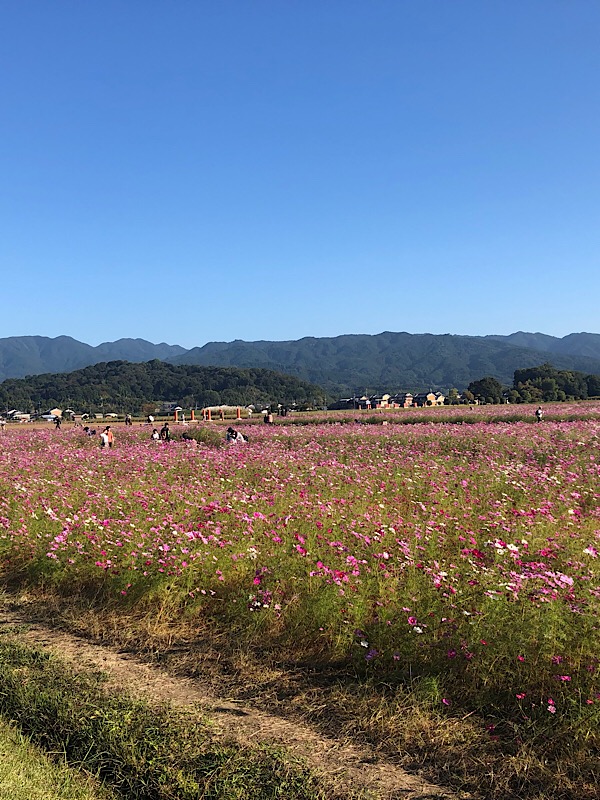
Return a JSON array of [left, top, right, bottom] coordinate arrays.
[[0, 337, 186, 382], [2, 332, 600, 396]]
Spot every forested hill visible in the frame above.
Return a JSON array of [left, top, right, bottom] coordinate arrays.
[[0, 361, 327, 414], [169, 332, 600, 394]]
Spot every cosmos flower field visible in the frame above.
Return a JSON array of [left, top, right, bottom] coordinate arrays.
[[1, 406, 599, 738]]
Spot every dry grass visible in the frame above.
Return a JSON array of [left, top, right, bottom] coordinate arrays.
[[6, 590, 598, 800]]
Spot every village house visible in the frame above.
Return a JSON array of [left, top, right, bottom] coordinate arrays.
[[412, 391, 445, 407], [6, 410, 31, 422], [389, 392, 414, 408], [368, 393, 391, 409], [328, 390, 451, 410]]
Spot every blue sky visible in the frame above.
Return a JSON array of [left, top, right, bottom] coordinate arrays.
[[2, 1, 599, 349]]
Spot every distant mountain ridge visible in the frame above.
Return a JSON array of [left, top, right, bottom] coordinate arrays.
[[485, 332, 600, 360], [0, 336, 186, 382], [1, 332, 600, 395], [169, 331, 600, 394]]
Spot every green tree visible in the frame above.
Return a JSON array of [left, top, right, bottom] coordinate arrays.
[[586, 374, 600, 397], [200, 390, 222, 407], [513, 363, 591, 401], [467, 377, 504, 404], [446, 388, 460, 405], [540, 378, 559, 401]]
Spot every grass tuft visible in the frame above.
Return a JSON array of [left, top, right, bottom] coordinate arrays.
[[0, 639, 327, 800]]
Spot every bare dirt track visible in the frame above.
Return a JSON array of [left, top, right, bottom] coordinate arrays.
[[0, 606, 461, 800]]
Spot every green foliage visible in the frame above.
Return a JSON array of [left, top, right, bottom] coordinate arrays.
[[0, 640, 326, 800], [466, 376, 504, 403], [465, 364, 600, 405], [171, 331, 600, 394], [586, 373, 600, 397], [4, 333, 600, 400], [445, 387, 460, 404], [178, 425, 223, 448], [514, 363, 597, 401], [0, 360, 326, 415], [0, 717, 113, 800], [0, 336, 186, 383]]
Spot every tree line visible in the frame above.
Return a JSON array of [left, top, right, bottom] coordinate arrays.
[[464, 363, 600, 404], [3, 359, 597, 414], [0, 360, 328, 415]]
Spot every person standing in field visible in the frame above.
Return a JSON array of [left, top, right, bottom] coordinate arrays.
[[535, 406, 543, 422], [100, 429, 109, 448], [101, 426, 114, 448], [160, 422, 171, 441], [54, 416, 61, 429]]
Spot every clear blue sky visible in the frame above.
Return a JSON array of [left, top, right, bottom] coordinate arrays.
[[2, 1, 599, 349]]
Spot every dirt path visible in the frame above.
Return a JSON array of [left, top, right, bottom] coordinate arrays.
[[0, 608, 460, 800]]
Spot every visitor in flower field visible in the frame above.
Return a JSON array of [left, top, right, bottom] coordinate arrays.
[[160, 422, 170, 441], [100, 426, 114, 448], [54, 416, 61, 429], [151, 428, 160, 440], [226, 427, 248, 443], [535, 406, 544, 422], [125, 414, 132, 426], [226, 426, 237, 442]]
